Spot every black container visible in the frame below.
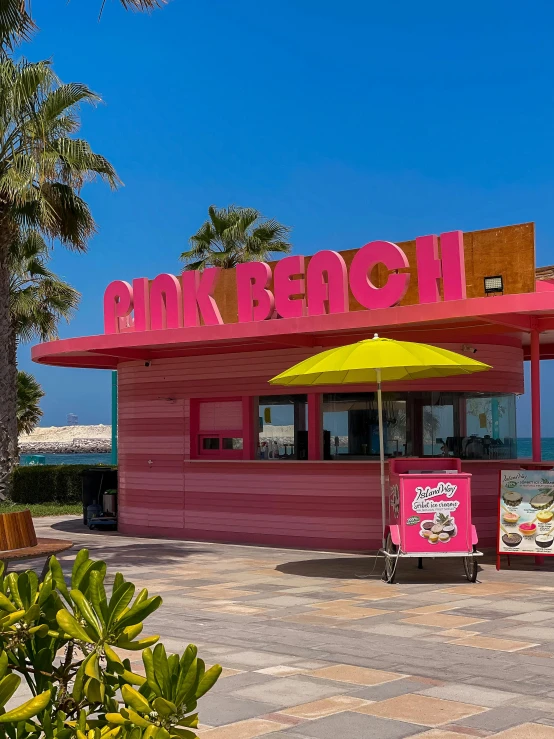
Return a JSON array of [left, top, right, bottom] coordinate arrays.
[[81, 468, 117, 524]]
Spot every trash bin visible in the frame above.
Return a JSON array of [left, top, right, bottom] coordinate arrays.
[[81, 468, 117, 525]]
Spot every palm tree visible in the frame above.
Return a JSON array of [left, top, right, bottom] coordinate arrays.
[[10, 228, 79, 454], [1, 0, 166, 51], [181, 205, 292, 270], [17, 370, 44, 436], [0, 57, 120, 496], [10, 229, 80, 345]]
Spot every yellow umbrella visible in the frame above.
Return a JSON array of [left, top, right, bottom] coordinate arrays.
[[270, 334, 491, 545]]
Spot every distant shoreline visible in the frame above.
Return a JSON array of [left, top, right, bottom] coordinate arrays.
[[19, 424, 111, 455]]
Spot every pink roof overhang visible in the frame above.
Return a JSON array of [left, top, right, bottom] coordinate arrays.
[[32, 288, 554, 370]]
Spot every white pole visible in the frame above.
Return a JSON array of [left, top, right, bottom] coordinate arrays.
[[376, 368, 386, 548]]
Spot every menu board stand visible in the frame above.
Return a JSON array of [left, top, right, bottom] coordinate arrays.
[[497, 469, 554, 570]]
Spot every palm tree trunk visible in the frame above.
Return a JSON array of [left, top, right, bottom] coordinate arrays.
[[0, 215, 18, 498]]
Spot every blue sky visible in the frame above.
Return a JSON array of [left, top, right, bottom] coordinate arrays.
[[17, 0, 554, 435]]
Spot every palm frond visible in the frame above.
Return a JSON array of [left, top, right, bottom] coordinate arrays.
[[182, 205, 292, 270], [0, 0, 36, 51], [16, 371, 43, 435]]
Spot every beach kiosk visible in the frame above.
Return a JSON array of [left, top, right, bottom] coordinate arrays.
[[385, 458, 480, 583], [31, 222, 554, 552]]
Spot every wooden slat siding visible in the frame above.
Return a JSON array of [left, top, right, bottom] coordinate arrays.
[[117, 341, 525, 548], [118, 395, 185, 532]]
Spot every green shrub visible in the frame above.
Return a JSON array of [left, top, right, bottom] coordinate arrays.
[[0, 548, 220, 739], [11, 465, 114, 504]]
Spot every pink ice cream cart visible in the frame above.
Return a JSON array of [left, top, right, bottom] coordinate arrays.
[[382, 458, 481, 583]]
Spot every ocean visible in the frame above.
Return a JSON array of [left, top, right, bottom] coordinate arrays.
[[18, 439, 554, 464], [20, 453, 112, 466]]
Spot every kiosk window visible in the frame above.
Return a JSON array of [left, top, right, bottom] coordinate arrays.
[[257, 395, 308, 459]]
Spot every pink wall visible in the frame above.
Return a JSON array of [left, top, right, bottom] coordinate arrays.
[[117, 340, 527, 550]]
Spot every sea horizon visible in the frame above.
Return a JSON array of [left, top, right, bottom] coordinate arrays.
[[17, 438, 554, 465]]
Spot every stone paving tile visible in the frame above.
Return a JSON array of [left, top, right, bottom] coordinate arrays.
[[351, 677, 436, 701], [309, 664, 406, 686], [276, 711, 423, 738], [278, 694, 370, 719], [491, 726, 554, 739], [349, 622, 437, 638], [505, 611, 554, 622], [402, 614, 486, 629], [408, 732, 484, 738], [231, 676, 351, 709], [200, 695, 277, 726], [221, 650, 302, 668], [356, 694, 488, 727], [211, 672, 276, 694], [417, 684, 519, 708], [452, 706, 549, 732], [201, 718, 290, 738], [448, 635, 539, 652]]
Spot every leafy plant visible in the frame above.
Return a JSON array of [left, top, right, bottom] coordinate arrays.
[[0, 548, 220, 739]]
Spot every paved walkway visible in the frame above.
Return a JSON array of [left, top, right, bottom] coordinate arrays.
[[23, 517, 554, 738]]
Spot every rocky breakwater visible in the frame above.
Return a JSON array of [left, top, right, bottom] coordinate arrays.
[[19, 424, 112, 455]]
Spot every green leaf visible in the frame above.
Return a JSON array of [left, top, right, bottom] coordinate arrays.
[[115, 636, 159, 651], [0, 675, 21, 708], [104, 645, 124, 674], [55, 610, 94, 643], [49, 558, 70, 602], [196, 665, 222, 699], [104, 714, 130, 726], [142, 649, 161, 697], [116, 597, 162, 630], [71, 550, 90, 589], [152, 697, 176, 718], [153, 644, 170, 696], [0, 652, 8, 679], [84, 653, 100, 681], [5, 575, 23, 610], [112, 573, 125, 592], [84, 677, 104, 704], [107, 583, 135, 629], [176, 659, 197, 705], [122, 709, 152, 728], [89, 571, 108, 623], [175, 714, 198, 729], [17, 572, 38, 611], [120, 669, 147, 687], [121, 624, 143, 641], [70, 590, 101, 639], [121, 685, 151, 715], [37, 579, 53, 607], [0, 594, 16, 614], [0, 690, 50, 723], [169, 730, 197, 739]]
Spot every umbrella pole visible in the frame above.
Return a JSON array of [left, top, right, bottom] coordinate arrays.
[[376, 368, 386, 548]]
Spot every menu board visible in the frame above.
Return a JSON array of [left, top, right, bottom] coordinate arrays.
[[499, 470, 554, 555]]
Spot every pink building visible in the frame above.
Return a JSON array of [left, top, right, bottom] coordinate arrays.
[[33, 222, 554, 550]]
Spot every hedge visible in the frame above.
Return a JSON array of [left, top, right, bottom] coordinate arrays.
[[11, 464, 115, 505]]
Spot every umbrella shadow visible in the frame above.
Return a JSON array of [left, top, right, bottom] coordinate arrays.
[[276, 554, 486, 584]]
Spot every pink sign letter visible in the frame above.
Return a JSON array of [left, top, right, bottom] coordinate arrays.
[[416, 234, 441, 303], [182, 268, 223, 327], [104, 280, 133, 334], [441, 230, 466, 301], [274, 256, 306, 318], [132, 278, 151, 332], [236, 262, 275, 322], [349, 241, 410, 310], [307, 251, 348, 316], [150, 274, 183, 330]]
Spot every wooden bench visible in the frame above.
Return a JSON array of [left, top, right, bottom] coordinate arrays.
[[0, 510, 73, 576]]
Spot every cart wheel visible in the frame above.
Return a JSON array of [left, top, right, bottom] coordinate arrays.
[[463, 555, 478, 583], [383, 534, 397, 584]]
